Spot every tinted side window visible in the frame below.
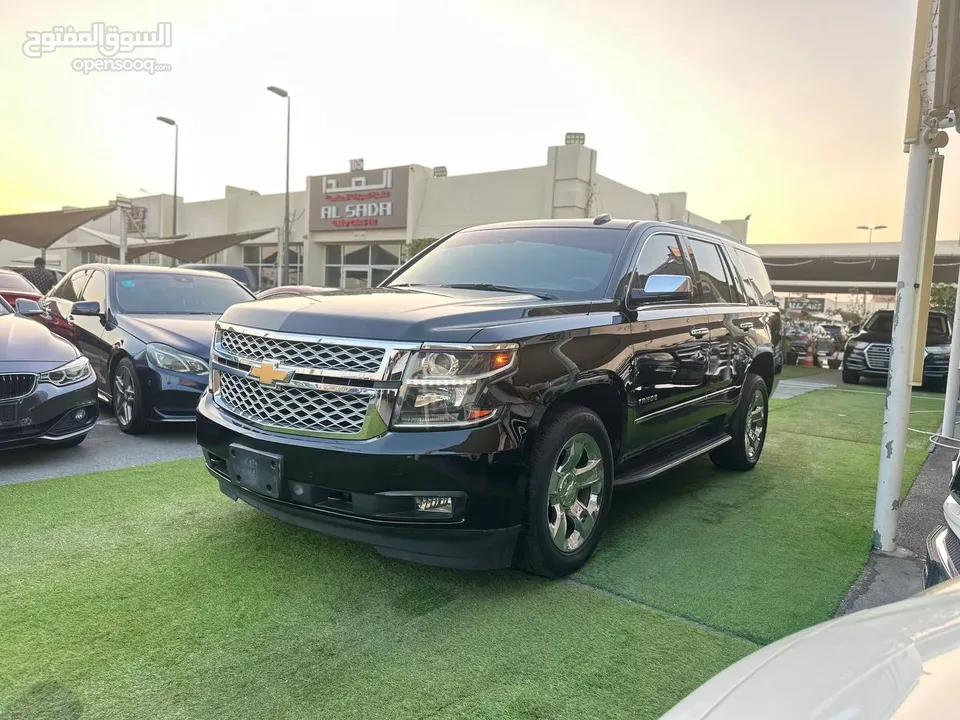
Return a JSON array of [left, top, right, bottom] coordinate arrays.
[[634, 234, 690, 290], [80, 270, 107, 306], [56, 270, 89, 302], [685, 238, 733, 303], [734, 250, 776, 306]]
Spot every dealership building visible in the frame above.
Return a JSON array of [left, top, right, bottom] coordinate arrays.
[[0, 136, 750, 288]]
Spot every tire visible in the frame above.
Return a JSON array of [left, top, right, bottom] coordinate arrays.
[[112, 357, 148, 434], [514, 404, 614, 578], [710, 373, 769, 472], [842, 369, 860, 385]]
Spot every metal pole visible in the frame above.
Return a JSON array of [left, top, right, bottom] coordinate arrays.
[[281, 95, 291, 286], [943, 268, 960, 438], [173, 124, 179, 236], [873, 141, 932, 553], [119, 208, 127, 264]]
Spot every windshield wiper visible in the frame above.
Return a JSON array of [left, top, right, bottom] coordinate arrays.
[[438, 283, 557, 300]]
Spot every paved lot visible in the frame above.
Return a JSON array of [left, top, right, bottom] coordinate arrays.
[[0, 404, 201, 486]]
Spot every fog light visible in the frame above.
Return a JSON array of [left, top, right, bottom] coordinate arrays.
[[74, 408, 87, 422], [415, 496, 453, 514], [292, 483, 305, 496]]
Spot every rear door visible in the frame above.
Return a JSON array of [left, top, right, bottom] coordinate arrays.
[[623, 232, 711, 455]]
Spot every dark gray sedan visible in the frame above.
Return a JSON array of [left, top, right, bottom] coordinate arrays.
[[0, 297, 99, 450]]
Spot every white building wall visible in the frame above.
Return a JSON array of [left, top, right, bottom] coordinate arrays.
[[413, 166, 548, 240]]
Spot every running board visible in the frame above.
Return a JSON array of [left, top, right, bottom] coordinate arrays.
[[614, 433, 733, 487]]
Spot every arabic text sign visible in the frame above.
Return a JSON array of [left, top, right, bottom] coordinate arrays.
[[23, 22, 172, 59], [308, 166, 409, 232]]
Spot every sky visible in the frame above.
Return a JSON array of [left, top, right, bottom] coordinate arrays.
[[0, 0, 947, 245]]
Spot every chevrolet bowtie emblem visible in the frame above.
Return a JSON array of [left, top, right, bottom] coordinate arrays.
[[249, 361, 291, 386]]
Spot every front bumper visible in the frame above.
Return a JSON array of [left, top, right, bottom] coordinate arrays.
[[138, 362, 207, 422], [0, 373, 99, 450], [196, 393, 525, 569]]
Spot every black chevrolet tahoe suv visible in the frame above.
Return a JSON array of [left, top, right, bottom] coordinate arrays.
[[197, 218, 782, 577], [842, 309, 952, 389]]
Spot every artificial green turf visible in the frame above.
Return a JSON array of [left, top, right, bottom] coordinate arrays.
[[0, 461, 755, 720], [575, 388, 943, 643], [779, 365, 834, 380], [0, 387, 943, 718]]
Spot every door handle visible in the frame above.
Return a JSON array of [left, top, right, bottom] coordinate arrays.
[[739, 322, 754, 330], [690, 327, 709, 338]]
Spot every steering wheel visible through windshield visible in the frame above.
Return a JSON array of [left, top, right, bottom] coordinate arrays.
[[113, 273, 255, 315], [385, 226, 630, 300]]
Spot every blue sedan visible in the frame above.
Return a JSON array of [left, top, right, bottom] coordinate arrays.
[[39, 265, 255, 433]]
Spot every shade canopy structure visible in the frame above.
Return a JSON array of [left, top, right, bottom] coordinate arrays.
[[66, 228, 276, 263], [0, 206, 115, 249], [753, 240, 960, 293]]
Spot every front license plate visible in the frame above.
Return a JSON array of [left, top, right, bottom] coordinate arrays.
[[226, 445, 282, 499], [0, 403, 16, 426]]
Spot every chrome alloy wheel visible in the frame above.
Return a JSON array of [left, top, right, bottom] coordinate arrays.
[[744, 387, 766, 462], [113, 365, 137, 427], [547, 433, 605, 553]]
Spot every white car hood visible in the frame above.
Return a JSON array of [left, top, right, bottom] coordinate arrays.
[[661, 580, 960, 719]]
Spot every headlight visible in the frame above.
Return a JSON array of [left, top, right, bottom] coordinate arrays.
[[145, 343, 209, 374], [847, 340, 869, 350], [39, 356, 91, 386], [392, 344, 518, 428], [925, 345, 951, 355]]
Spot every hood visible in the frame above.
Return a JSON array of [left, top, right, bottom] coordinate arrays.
[[219, 287, 592, 343], [662, 579, 960, 719], [118, 314, 219, 358], [0, 314, 78, 370]]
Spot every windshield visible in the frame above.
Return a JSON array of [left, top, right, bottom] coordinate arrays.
[[0, 272, 38, 292], [864, 311, 950, 342], [113, 272, 254, 315], [385, 227, 629, 300]]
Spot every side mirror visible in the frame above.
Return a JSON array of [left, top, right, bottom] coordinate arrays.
[[15, 298, 42, 317], [851, 325, 861, 334], [626, 274, 694, 309], [71, 300, 101, 316]]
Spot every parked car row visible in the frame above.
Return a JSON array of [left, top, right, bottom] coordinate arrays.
[[0, 265, 255, 451]]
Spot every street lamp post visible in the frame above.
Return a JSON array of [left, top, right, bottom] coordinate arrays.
[[156, 116, 178, 236], [856, 224, 888, 244], [267, 86, 291, 286]]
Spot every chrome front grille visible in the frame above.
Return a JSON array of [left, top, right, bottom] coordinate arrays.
[[219, 327, 385, 376], [218, 372, 371, 435], [865, 343, 892, 371], [0, 373, 37, 400]]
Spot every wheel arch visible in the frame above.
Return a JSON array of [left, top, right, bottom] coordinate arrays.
[[748, 350, 775, 395], [525, 374, 628, 460]]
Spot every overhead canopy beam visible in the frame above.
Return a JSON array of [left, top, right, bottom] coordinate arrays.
[[72, 228, 276, 264]]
